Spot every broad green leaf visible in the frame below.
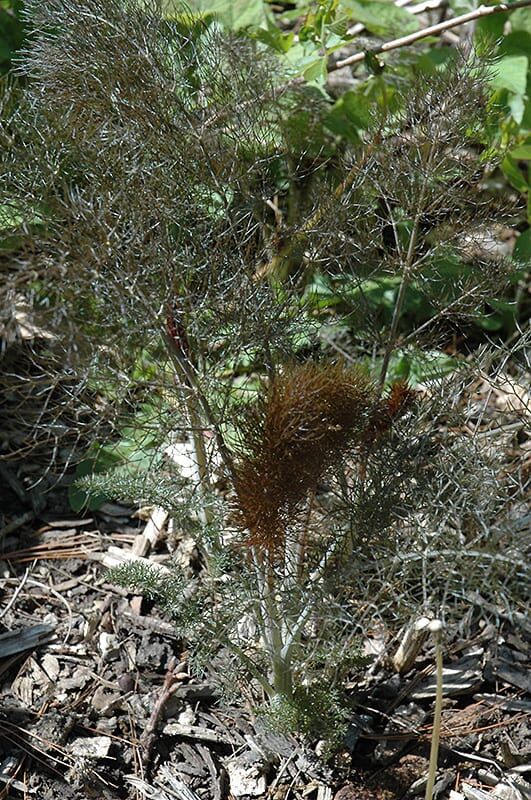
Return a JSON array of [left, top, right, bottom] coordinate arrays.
[[0, 202, 44, 232], [253, 23, 294, 53], [204, 188, 234, 222], [509, 142, 531, 159], [522, 98, 531, 129], [408, 351, 458, 384], [474, 298, 519, 333], [510, 7, 531, 33], [229, 374, 262, 404], [490, 55, 528, 95], [513, 227, 531, 263], [324, 88, 372, 142], [327, 15, 351, 38], [473, 312, 503, 331], [284, 41, 325, 77], [194, 0, 266, 30], [475, 10, 506, 41], [499, 30, 531, 57], [341, 0, 419, 36], [303, 274, 344, 308], [415, 46, 455, 73], [501, 154, 529, 192], [0, 5, 25, 72], [0, 203, 24, 231], [303, 56, 327, 82], [381, 349, 458, 386]]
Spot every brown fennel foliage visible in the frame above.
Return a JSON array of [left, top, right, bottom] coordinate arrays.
[[234, 365, 416, 553]]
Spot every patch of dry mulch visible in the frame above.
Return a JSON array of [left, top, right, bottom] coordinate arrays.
[[0, 478, 529, 800]]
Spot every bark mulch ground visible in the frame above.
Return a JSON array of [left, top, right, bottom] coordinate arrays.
[[0, 481, 529, 800]]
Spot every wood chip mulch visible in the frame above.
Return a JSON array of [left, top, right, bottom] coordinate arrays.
[[0, 486, 529, 800]]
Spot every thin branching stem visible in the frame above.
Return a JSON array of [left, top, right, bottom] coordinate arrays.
[[165, 335, 236, 480], [280, 532, 345, 660], [378, 139, 437, 389], [402, 282, 483, 345]]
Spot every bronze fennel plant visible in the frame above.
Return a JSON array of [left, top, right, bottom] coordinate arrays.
[[1, 0, 525, 732]]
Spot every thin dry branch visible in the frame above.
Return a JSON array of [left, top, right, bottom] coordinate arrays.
[[347, 0, 448, 37], [334, 0, 531, 69]]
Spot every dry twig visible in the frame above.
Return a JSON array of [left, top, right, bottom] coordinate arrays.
[[335, 0, 531, 69]]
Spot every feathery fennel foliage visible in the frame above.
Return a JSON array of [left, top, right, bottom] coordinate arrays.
[[1, 0, 527, 737]]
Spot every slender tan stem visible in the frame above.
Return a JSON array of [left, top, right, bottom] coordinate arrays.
[[425, 620, 444, 800], [347, 0, 447, 37]]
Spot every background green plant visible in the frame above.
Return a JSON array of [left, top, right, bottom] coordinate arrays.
[[0, 0, 25, 75]]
